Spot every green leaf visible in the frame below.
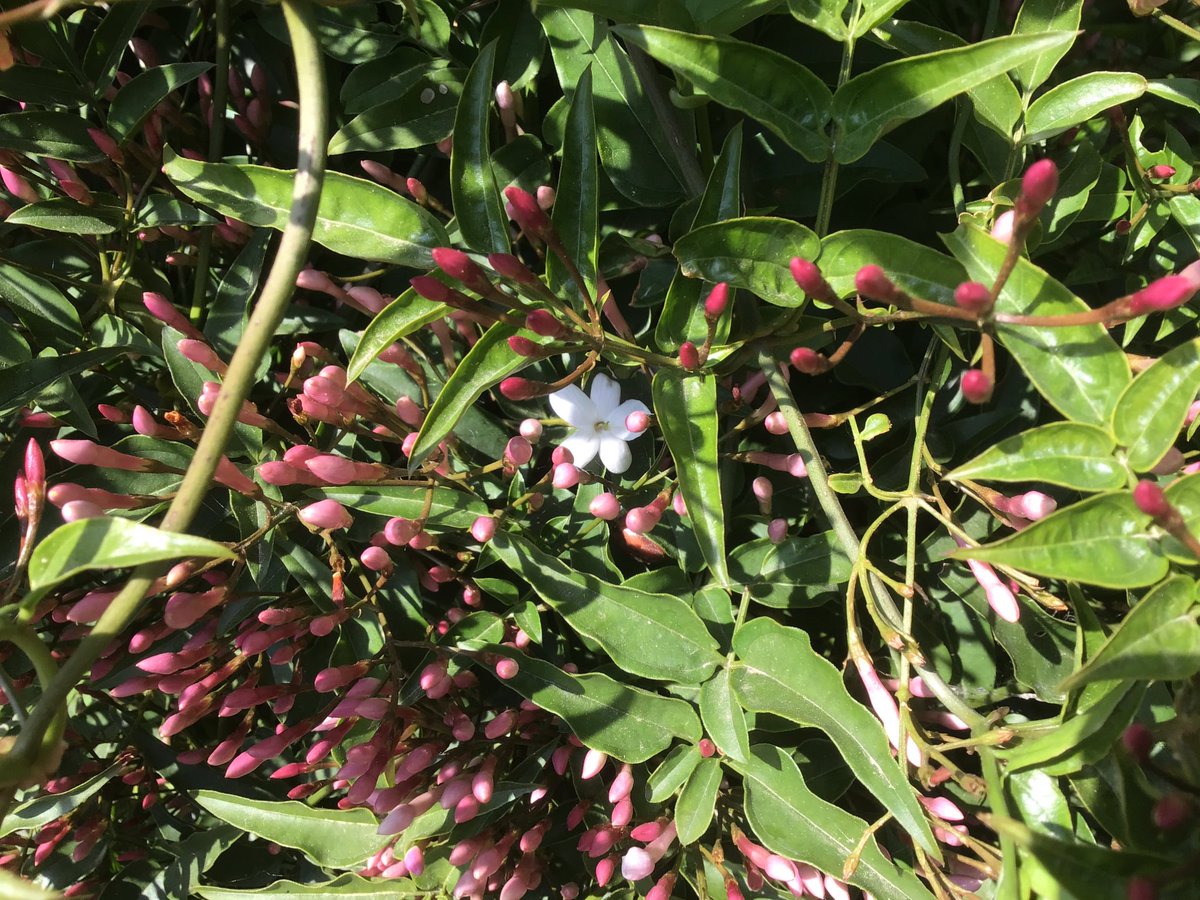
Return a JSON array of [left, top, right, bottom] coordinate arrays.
[[614, 25, 831, 163], [491, 532, 722, 683], [409, 322, 538, 466], [0, 766, 116, 838], [820, 229, 965, 305], [192, 791, 385, 869], [0, 65, 88, 108], [653, 371, 729, 586], [162, 148, 448, 269], [0, 110, 105, 162], [944, 224, 1130, 426], [731, 618, 937, 854], [1146, 77, 1200, 115], [539, 9, 686, 205], [1000, 681, 1140, 774], [648, 744, 702, 801], [1011, 0, 1083, 92], [954, 493, 1166, 589], [1024, 72, 1147, 144], [142, 825, 240, 900], [492, 648, 700, 761], [657, 124, 742, 350], [0, 871, 60, 900], [831, 31, 1076, 163], [328, 69, 462, 154], [108, 62, 212, 142], [6, 198, 124, 235], [727, 532, 852, 608], [196, 875, 421, 899], [29, 518, 234, 593], [0, 262, 82, 348], [1061, 578, 1200, 690], [548, 66, 598, 308], [1113, 336, 1200, 472], [733, 746, 936, 900], [674, 217, 819, 307], [310, 485, 487, 531], [675, 757, 721, 845], [787, 0, 848, 40], [947, 422, 1126, 491], [451, 42, 509, 253], [347, 289, 445, 383], [82, 1, 149, 92], [0, 348, 130, 415], [699, 666, 750, 763]]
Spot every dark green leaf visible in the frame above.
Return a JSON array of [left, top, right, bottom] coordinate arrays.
[[727, 532, 852, 608], [675, 757, 721, 845], [162, 149, 448, 268], [548, 67, 598, 308], [0, 111, 105, 162], [494, 649, 701, 762], [947, 422, 1126, 491], [491, 532, 722, 683], [7, 198, 122, 235], [953, 493, 1166, 589], [0, 766, 116, 838], [674, 217, 819, 307], [347, 289, 444, 383], [109, 63, 212, 142], [451, 42, 509, 253], [615, 25, 831, 163], [731, 618, 937, 853], [0, 262, 82, 348], [653, 371, 729, 585], [1113, 336, 1200, 472], [329, 69, 462, 155], [820, 228, 966, 303], [141, 825, 240, 900], [82, 1, 149, 92], [831, 32, 1076, 163], [0, 347, 131, 415], [0, 65, 87, 107]]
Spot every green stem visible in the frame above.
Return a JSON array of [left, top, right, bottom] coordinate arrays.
[[626, 45, 705, 196], [814, 7, 859, 237], [0, 0, 328, 787]]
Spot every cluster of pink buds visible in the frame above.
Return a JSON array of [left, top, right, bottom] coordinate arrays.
[[732, 830, 840, 899]]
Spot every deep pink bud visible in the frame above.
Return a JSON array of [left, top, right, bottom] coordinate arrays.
[[678, 341, 700, 369], [495, 657, 519, 679], [768, 518, 787, 544], [433, 247, 491, 293], [595, 856, 616, 888], [508, 335, 541, 357], [471, 515, 496, 543], [24, 439, 44, 487], [1126, 877, 1158, 900], [960, 369, 993, 404], [52, 439, 153, 471], [589, 492, 620, 520], [855, 264, 897, 302], [1133, 480, 1170, 518], [177, 339, 228, 374], [1020, 158, 1059, 216], [1127, 275, 1197, 316], [488, 252, 541, 285], [698, 739, 716, 758], [789, 257, 834, 302], [1122, 723, 1154, 763], [790, 347, 830, 375], [383, 517, 417, 545], [625, 506, 660, 534], [608, 764, 634, 803], [1148, 164, 1176, 179], [954, 281, 992, 315], [703, 283, 729, 319], [1153, 793, 1192, 830], [298, 499, 353, 530], [143, 291, 205, 340], [409, 275, 453, 304], [499, 377, 543, 400], [526, 309, 566, 338], [504, 186, 553, 239], [630, 821, 664, 842]]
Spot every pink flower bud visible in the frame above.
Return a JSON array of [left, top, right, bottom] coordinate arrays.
[[790, 346, 830, 375], [581, 748, 607, 779], [361, 545, 392, 572], [621, 847, 654, 882], [1122, 723, 1154, 763], [0, 165, 37, 203], [61, 500, 103, 522], [703, 282, 729, 319], [409, 275, 453, 304], [625, 506, 660, 534], [495, 657, 519, 679], [508, 335, 541, 357], [960, 369, 993, 404], [1019, 158, 1059, 217], [406, 177, 428, 203], [752, 477, 773, 503], [991, 209, 1016, 242], [298, 499, 353, 530], [595, 856, 616, 888], [678, 341, 700, 369], [626, 410, 650, 433], [854, 655, 923, 766], [672, 492, 687, 517], [177, 339, 228, 374], [433, 247, 492, 294], [526, 309, 566, 338], [919, 795, 965, 822], [954, 281, 992, 314], [500, 377, 544, 400], [1153, 793, 1192, 830], [790, 257, 834, 302], [536, 185, 556, 210], [631, 821, 664, 842], [504, 186, 553, 239], [607, 764, 634, 803], [52, 439, 154, 471], [1148, 164, 1176, 179], [768, 518, 787, 544], [786, 454, 808, 478], [519, 418, 543, 441], [345, 285, 388, 314], [471, 515, 497, 543], [487, 252, 541, 286], [88, 128, 124, 164], [403, 845, 425, 876], [1009, 491, 1056, 521], [764, 411, 788, 435], [1134, 480, 1170, 517], [552, 463, 581, 490], [305, 454, 385, 485], [1127, 275, 1197, 315], [143, 291, 205, 340], [855, 264, 897, 302]]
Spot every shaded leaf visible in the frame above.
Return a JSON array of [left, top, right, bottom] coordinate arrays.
[[109, 62, 212, 142], [451, 42, 509, 253]]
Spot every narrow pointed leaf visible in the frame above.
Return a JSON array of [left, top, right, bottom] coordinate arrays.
[[1024, 72, 1147, 144], [192, 791, 384, 868], [108, 62, 212, 142], [1000, 682, 1138, 773], [491, 532, 722, 683], [491, 648, 700, 761], [1011, 0, 1084, 92], [162, 148, 448, 268], [1113, 336, 1200, 472], [614, 25, 831, 163], [653, 371, 729, 586], [733, 746, 936, 900], [674, 217, 819, 307], [548, 66, 598, 308], [731, 618, 937, 854], [832, 31, 1076, 163], [649, 745, 702, 801], [196, 874, 420, 899], [451, 42, 509, 253], [347, 289, 445, 383], [951, 493, 1167, 590], [0, 111, 105, 162], [675, 757, 721, 845], [309, 485, 487, 530], [944, 223, 1130, 426], [947, 422, 1126, 491], [699, 666, 750, 762]]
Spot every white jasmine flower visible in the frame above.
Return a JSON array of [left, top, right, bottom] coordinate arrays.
[[548, 373, 648, 474]]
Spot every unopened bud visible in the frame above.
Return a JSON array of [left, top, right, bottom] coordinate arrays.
[[625, 506, 660, 534], [626, 410, 650, 433], [703, 282, 729, 319], [508, 335, 541, 357], [519, 418, 542, 442], [1017, 158, 1059, 219], [960, 369, 993, 404], [499, 377, 544, 400], [954, 281, 992, 315], [790, 257, 834, 302], [1127, 275, 1197, 316], [790, 346, 830, 375], [526, 309, 566, 338], [1148, 164, 1176, 179], [678, 341, 700, 369], [471, 515, 496, 543], [504, 186, 553, 239], [298, 499, 353, 531], [504, 436, 533, 466], [589, 492, 620, 520], [855, 264, 897, 302], [1133, 480, 1170, 518]]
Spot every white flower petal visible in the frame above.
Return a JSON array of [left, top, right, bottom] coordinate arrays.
[[561, 433, 599, 469], [599, 436, 633, 473], [548, 384, 594, 426], [608, 399, 650, 441], [588, 373, 621, 416]]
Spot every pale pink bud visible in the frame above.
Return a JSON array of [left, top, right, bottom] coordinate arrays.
[[753, 477, 773, 503], [764, 411, 788, 435], [52, 439, 153, 471], [164, 588, 225, 629], [298, 499, 353, 530], [1009, 491, 1056, 521], [552, 463, 581, 489], [0, 165, 37, 203], [536, 185, 556, 210], [919, 795, 965, 822], [551, 446, 574, 465], [177, 339, 228, 374], [768, 518, 788, 544], [786, 454, 808, 478], [62, 499, 103, 521], [305, 454, 385, 485], [621, 847, 654, 882], [361, 545, 392, 572], [608, 764, 634, 803], [991, 209, 1016, 243], [581, 748, 607, 779], [672, 492, 687, 517], [855, 655, 923, 766], [518, 418, 542, 442], [394, 395, 423, 427], [625, 506, 659, 534], [345, 285, 388, 315], [471, 515, 497, 543]]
